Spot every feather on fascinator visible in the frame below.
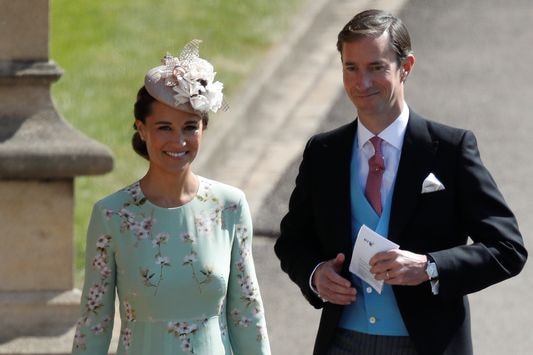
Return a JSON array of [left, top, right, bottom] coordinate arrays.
[[144, 39, 226, 116]]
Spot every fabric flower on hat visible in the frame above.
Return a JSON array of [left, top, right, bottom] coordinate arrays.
[[145, 40, 226, 115]]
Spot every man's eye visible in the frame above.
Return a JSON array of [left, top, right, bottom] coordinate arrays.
[[185, 125, 199, 131]]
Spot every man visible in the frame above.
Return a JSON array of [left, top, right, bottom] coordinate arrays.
[[274, 9, 527, 355]]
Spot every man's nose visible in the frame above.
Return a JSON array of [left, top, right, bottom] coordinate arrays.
[[355, 72, 372, 90]]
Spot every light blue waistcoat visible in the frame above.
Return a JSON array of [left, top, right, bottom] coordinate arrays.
[[338, 138, 409, 336]]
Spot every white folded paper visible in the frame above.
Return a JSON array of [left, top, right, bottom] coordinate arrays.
[[421, 172, 445, 193], [349, 225, 399, 294]]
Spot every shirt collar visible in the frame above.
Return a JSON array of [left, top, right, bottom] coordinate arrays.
[[357, 103, 410, 150]]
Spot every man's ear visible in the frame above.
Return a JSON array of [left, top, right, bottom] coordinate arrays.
[[401, 54, 415, 81]]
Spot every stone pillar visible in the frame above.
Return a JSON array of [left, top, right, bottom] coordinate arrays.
[[0, 0, 113, 351]]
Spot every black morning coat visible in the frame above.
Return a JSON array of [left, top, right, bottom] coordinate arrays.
[[274, 111, 527, 355]]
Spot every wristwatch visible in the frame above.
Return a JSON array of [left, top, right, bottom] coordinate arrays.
[[425, 258, 439, 281]]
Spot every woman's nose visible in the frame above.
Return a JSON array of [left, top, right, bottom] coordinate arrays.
[[176, 133, 186, 146]]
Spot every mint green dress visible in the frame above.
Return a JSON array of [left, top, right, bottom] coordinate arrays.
[[72, 177, 271, 355]]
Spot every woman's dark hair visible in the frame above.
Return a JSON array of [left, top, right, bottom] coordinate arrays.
[[336, 9, 413, 65], [132, 86, 209, 160]]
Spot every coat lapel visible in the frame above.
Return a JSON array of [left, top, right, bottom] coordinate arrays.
[[388, 113, 438, 243]]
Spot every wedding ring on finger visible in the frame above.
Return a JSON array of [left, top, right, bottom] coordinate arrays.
[[386, 271, 390, 280]]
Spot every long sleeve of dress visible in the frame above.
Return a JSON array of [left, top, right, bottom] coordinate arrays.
[[226, 195, 271, 355], [72, 203, 116, 354]]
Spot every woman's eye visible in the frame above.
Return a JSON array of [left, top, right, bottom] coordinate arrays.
[[158, 125, 172, 131]]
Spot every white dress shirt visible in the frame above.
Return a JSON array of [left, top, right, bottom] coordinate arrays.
[[356, 104, 409, 205]]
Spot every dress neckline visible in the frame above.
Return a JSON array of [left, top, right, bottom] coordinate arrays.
[[133, 176, 204, 210]]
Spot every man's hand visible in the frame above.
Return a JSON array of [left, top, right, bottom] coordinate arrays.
[[313, 253, 357, 305], [369, 249, 429, 286]]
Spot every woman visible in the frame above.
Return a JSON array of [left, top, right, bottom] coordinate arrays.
[[72, 40, 271, 355]]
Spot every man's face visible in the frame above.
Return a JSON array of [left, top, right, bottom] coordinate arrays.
[[341, 32, 412, 125]]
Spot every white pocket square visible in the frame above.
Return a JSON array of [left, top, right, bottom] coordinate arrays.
[[421, 173, 445, 193]]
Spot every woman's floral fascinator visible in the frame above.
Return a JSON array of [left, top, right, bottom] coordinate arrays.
[[144, 39, 226, 116]]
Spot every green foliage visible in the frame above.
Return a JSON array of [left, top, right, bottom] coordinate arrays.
[[50, 0, 304, 286]]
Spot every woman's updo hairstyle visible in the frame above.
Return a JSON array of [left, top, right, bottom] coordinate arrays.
[[132, 86, 153, 160]]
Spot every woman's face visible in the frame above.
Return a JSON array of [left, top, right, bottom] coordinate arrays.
[[135, 101, 203, 176]]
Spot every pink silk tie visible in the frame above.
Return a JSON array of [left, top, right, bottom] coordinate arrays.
[[365, 136, 385, 215]]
